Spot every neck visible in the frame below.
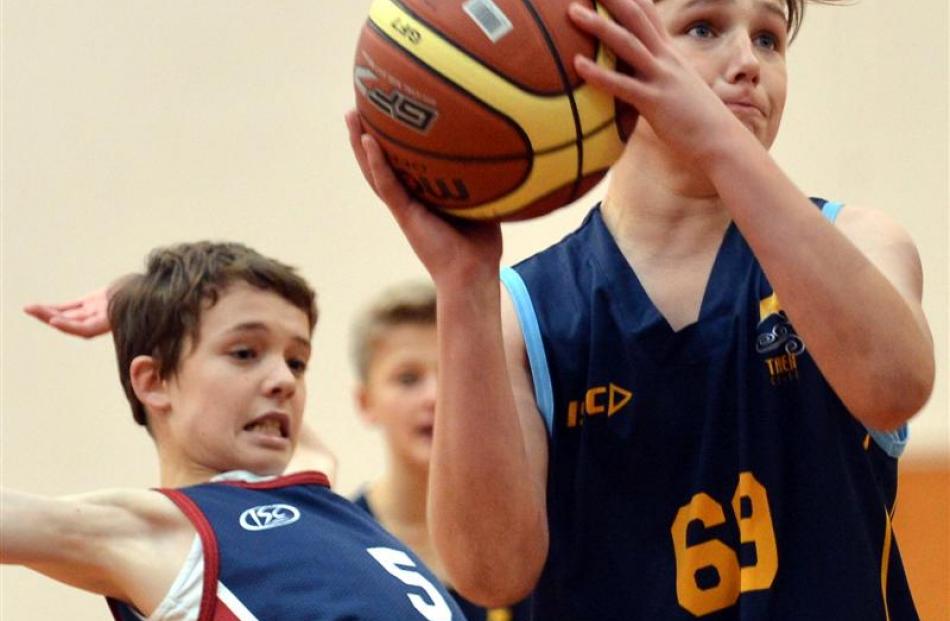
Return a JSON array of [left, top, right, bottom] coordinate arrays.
[[158, 459, 216, 488], [602, 131, 732, 256]]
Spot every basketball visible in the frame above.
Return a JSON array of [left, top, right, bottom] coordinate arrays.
[[353, 0, 635, 222]]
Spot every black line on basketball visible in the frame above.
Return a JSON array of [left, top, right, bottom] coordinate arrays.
[[520, 0, 585, 202]]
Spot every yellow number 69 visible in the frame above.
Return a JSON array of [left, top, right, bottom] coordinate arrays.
[[670, 472, 778, 617]]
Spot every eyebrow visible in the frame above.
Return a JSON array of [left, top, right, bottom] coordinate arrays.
[[227, 322, 311, 350], [679, 0, 788, 22]]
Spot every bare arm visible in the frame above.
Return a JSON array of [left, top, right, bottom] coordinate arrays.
[[571, 0, 934, 430], [426, 281, 549, 606], [1, 487, 193, 614], [346, 110, 549, 604], [695, 135, 933, 429]]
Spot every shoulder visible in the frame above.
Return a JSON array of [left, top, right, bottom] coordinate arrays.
[[834, 204, 924, 294], [61, 488, 193, 571], [54, 487, 187, 540], [834, 204, 918, 248]]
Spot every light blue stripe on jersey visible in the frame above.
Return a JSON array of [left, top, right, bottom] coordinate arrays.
[[819, 199, 908, 458], [501, 266, 555, 435], [868, 427, 909, 459], [821, 200, 844, 222]]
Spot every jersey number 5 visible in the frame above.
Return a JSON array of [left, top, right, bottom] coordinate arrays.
[[670, 472, 778, 616], [367, 547, 453, 621]]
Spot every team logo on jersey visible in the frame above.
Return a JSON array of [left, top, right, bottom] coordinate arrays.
[[566, 382, 633, 428], [239, 503, 301, 531], [757, 293, 805, 385]]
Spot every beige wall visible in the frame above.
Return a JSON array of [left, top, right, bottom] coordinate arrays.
[[1, 1, 946, 619]]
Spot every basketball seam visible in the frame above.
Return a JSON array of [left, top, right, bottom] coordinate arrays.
[[519, 0, 585, 202], [359, 111, 529, 208], [364, 18, 534, 161], [361, 99, 619, 162]]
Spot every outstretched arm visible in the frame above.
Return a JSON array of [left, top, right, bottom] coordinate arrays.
[[1, 487, 193, 614], [347, 110, 549, 605], [570, 0, 934, 430]]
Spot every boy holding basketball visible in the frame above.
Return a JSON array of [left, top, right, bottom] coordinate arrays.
[[3, 241, 464, 621], [348, 0, 935, 618]]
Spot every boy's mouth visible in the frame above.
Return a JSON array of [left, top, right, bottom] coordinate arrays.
[[245, 414, 289, 439]]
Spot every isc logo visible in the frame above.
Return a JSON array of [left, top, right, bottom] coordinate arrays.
[[239, 504, 301, 531], [566, 383, 633, 428]]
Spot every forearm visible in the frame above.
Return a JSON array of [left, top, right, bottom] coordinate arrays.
[[703, 127, 934, 428], [427, 277, 547, 604]]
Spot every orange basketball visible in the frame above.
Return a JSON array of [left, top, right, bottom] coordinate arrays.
[[353, 0, 634, 222]]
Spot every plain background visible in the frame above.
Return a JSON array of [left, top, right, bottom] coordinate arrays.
[[2, 1, 947, 619]]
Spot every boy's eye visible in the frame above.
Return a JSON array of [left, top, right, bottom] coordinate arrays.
[[230, 347, 257, 361], [687, 22, 716, 39], [754, 32, 779, 50], [288, 358, 308, 375], [396, 371, 420, 386]]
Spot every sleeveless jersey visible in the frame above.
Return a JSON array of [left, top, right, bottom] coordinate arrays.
[[352, 492, 532, 621], [108, 472, 464, 621], [501, 203, 917, 620]]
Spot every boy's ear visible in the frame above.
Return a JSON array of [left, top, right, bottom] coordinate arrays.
[[354, 384, 378, 425], [129, 355, 171, 414]]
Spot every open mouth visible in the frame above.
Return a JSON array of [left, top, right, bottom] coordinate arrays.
[[244, 416, 289, 439]]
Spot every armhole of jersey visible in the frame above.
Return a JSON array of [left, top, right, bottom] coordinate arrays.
[[500, 266, 555, 436], [159, 489, 220, 621], [145, 536, 204, 621], [868, 427, 909, 459], [820, 200, 909, 458], [107, 597, 148, 621]]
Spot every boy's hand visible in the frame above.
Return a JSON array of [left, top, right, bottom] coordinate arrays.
[[568, 0, 750, 166], [345, 110, 502, 288], [24, 286, 112, 338]]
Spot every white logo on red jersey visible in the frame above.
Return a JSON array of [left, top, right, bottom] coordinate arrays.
[[239, 504, 300, 531]]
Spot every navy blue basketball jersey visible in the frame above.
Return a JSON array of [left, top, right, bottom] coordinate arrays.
[[501, 203, 917, 620], [352, 492, 532, 621], [108, 472, 464, 621]]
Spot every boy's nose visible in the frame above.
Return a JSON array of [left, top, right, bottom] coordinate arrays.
[[725, 35, 761, 84], [264, 362, 297, 399]]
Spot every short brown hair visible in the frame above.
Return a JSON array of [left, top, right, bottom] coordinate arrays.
[[109, 241, 317, 427], [350, 281, 436, 382]]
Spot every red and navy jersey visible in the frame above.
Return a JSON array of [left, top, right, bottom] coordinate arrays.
[[109, 472, 463, 621], [501, 202, 917, 620], [352, 492, 532, 621]]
